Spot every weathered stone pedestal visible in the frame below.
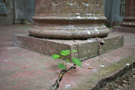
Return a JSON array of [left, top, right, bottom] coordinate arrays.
[[14, 0, 124, 61], [113, 0, 135, 33], [14, 34, 124, 61]]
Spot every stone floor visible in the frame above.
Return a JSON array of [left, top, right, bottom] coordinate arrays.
[[102, 67, 135, 90], [0, 25, 135, 90]]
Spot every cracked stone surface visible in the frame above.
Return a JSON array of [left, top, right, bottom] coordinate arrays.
[[0, 25, 135, 90]]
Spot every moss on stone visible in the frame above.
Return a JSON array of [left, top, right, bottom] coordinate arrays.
[[69, 55, 135, 90]]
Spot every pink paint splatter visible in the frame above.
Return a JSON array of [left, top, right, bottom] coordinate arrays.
[[5, 61, 22, 67], [0, 84, 2, 87], [21, 63, 39, 69], [13, 81, 27, 89], [12, 70, 45, 79], [44, 63, 49, 66]]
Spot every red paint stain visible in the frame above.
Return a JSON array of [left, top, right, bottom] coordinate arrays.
[[0, 60, 23, 68], [0, 84, 5, 90], [22, 66, 31, 69], [13, 81, 27, 89], [12, 70, 44, 79], [44, 63, 49, 66], [21, 63, 39, 69], [0, 84, 2, 87], [7, 62, 20, 67]]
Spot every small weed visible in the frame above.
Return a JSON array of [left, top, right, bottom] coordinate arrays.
[[51, 50, 82, 70]]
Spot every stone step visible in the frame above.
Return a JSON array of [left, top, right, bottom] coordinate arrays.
[[13, 33, 124, 61], [60, 46, 135, 90]]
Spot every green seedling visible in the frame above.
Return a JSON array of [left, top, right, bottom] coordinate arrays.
[[51, 50, 82, 70]]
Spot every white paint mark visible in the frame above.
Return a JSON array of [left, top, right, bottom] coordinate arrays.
[[77, 16, 81, 19], [100, 65, 105, 68], [91, 68, 98, 72], [67, 2, 77, 6], [95, 28, 99, 34], [82, 2, 90, 6], [76, 13, 80, 16], [80, 57, 88, 61], [87, 38, 96, 42], [3, 60, 9, 62], [126, 63, 130, 67], [85, 63, 90, 66], [94, 17, 98, 19], [85, 14, 91, 16], [67, 25, 75, 28], [87, 39, 94, 42], [87, 31, 91, 35], [7, 47, 17, 49], [65, 84, 71, 89], [52, 2, 61, 6], [69, 17, 73, 20]]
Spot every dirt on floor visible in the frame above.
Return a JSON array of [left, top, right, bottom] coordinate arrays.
[[102, 67, 135, 90]]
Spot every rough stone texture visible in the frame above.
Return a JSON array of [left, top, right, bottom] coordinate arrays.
[[0, 25, 135, 90], [13, 33, 124, 61], [102, 66, 135, 90], [29, 0, 109, 39], [35, 0, 104, 16]]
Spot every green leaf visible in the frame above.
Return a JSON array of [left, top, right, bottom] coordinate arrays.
[[72, 50, 78, 53], [72, 58, 82, 68], [60, 50, 71, 56], [58, 63, 66, 70], [51, 54, 60, 60], [65, 59, 70, 63]]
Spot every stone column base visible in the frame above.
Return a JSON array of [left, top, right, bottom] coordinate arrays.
[[13, 33, 124, 61]]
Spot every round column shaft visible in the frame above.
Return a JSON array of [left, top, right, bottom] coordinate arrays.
[[29, 0, 109, 39]]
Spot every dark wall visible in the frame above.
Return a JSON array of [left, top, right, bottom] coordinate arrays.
[[104, 0, 124, 26], [0, 0, 4, 2], [0, 0, 14, 24], [14, 0, 35, 23]]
